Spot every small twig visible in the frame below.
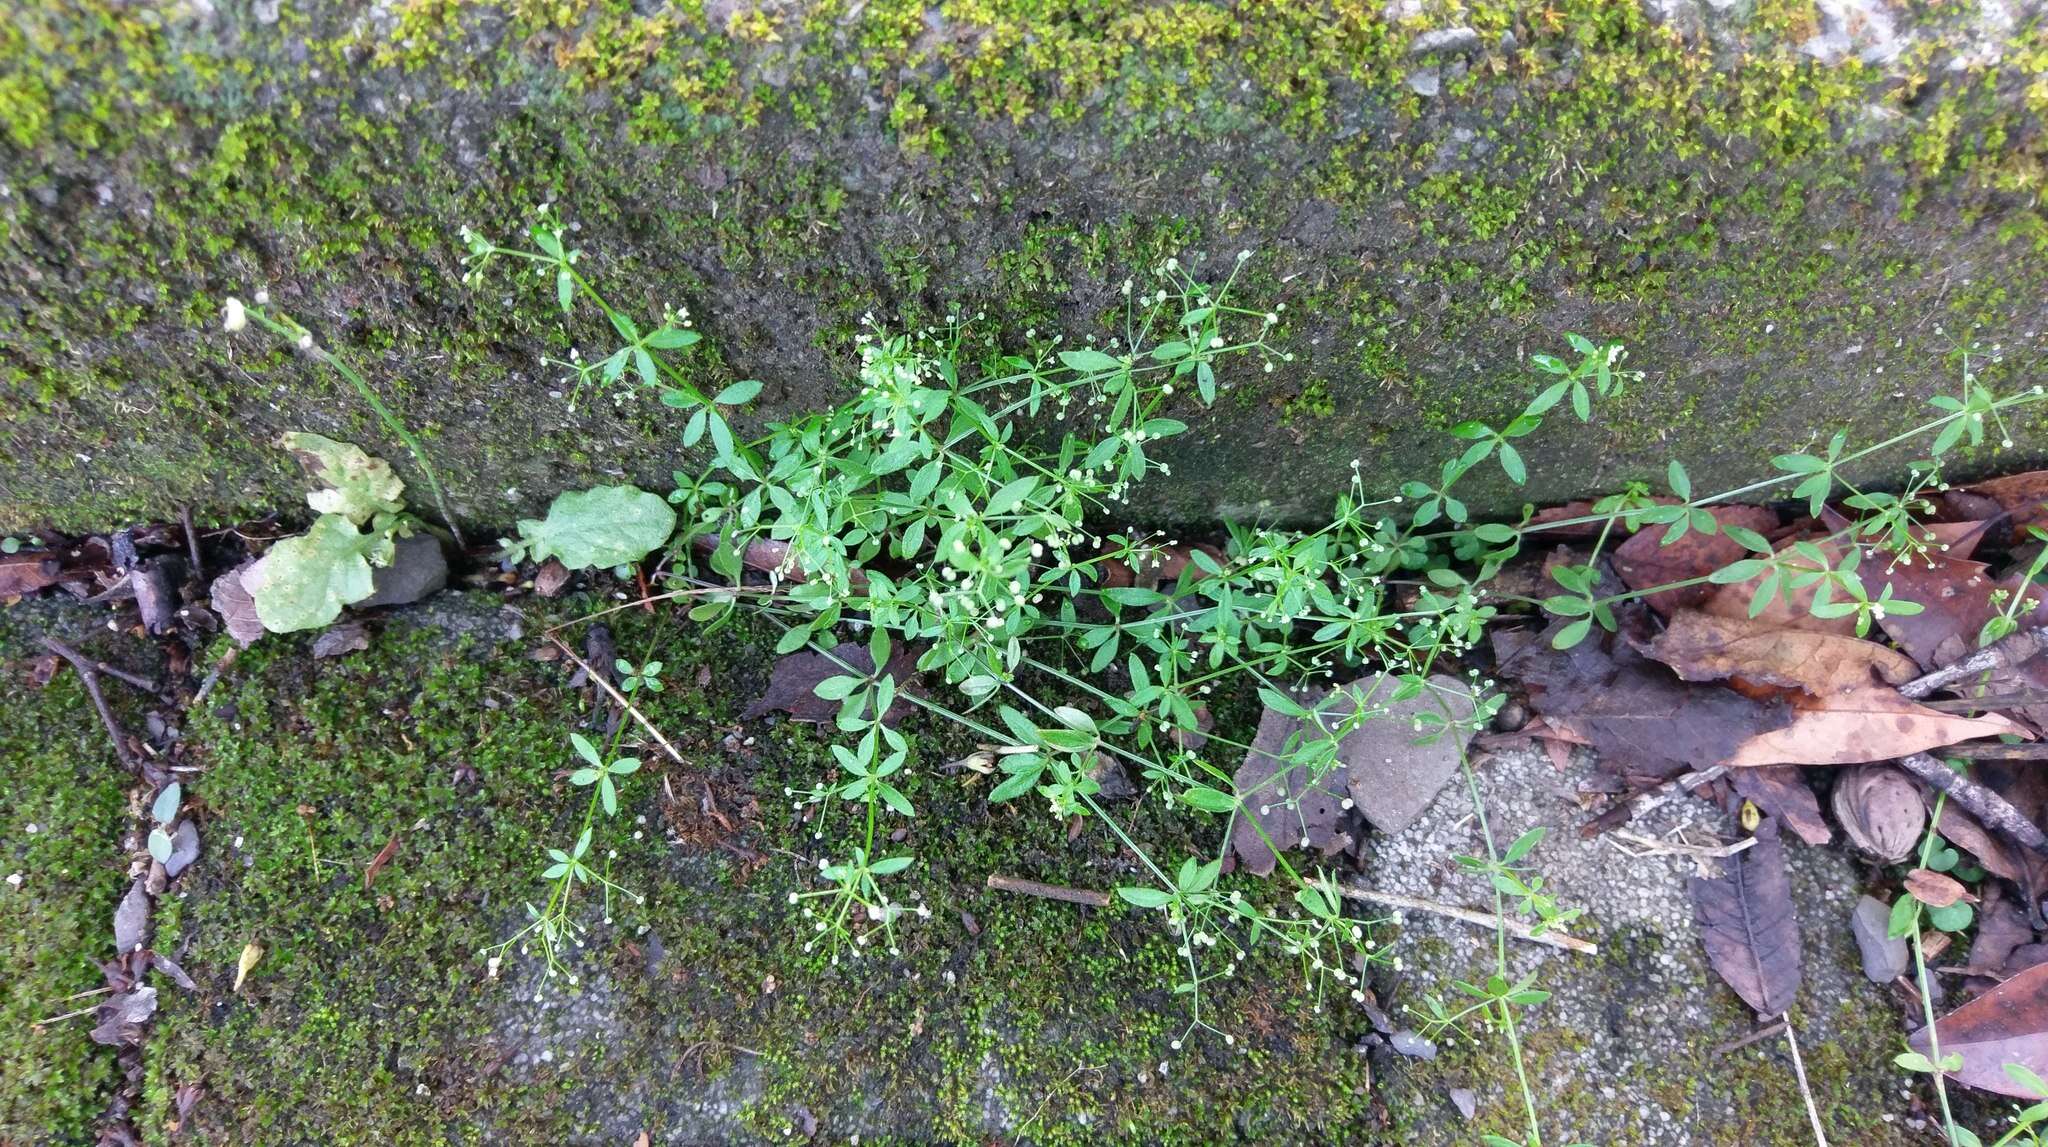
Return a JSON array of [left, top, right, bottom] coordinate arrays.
[[985, 874, 1113, 908], [180, 505, 204, 582], [1340, 886, 1598, 955], [39, 638, 138, 772], [1939, 742, 2048, 761], [1610, 830, 1756, 861], [1900, 625, 2048, 701], [545, 634, 686, 766], [1783, 1020, 1830, 1147], [191, 647, 239, 707], [1709, 1019, 1787, 1057], [1896, 751, 2048, 857], [70, 655, 162, 699], [33, 1005, 101, 1026], [1919, 692, 2048, 713]]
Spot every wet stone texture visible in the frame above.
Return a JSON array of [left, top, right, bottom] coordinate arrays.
[[6, 1, 2048, 533]]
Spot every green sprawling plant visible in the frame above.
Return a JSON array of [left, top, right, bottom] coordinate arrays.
[[437, 204, 2048, 1145]]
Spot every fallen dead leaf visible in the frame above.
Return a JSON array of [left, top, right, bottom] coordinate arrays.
[[1902, 868, 1975, 909], [1728, 766, 1829, 846], [208, 561, 265, 648], [1691, 825, 1801, 1017], [1909, 961, 2048, 1097], [0, 551, 63, 598], [1964, 470, 2048, 531], [364, 833, 403, 891], [234, 942, 263, 992], [741, 642, 923, 726]]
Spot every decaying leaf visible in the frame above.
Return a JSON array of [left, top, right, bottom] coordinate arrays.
[[364, 832, 403, 891], [282, 432, 405, 525], [0, 551, 64, 598], [1830, 765, 1925, 862], [1966, 884, 2036, 977], [89, 986, 157, 1047], [1690, 827, 1801, 1017], [741, 642, 923, 726], [113, 877, 150, 955], [1728, 766, 1829, 846], [311, 619, 371, 659], [1909, 961, 2048, 1097], [1496, 616, 1792, 781], [1903, 868, 1975, 909], [208, 560, 266, 648], [1645, 610, 2027, 766], [1230, 688, 1359, 877], [1964, 470, 2048, 531], [1699, 533, 1856, 636], [234, 942, 264, 992], [164, 819, 201, 880]]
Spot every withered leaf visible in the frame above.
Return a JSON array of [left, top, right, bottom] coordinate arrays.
[[1647, 609, 1916, 694], [1903, 868, 1975, 909], [1690, 828, 1801, 1017], [151, 952, 198, 992], [1497, 618, 1791, 780], [113, 878, 151, 955], [1964, 470, 2048, 531], [208, 561, 265, 648], [364, 832, 403, 891], [1613, 506, 1778, 617], [0, 551, 63, 598], [311, 619, 371, 660], [1644, 610, 2022, 766], [89, 986, 158, 1047], [1965, 883, 2035, 978], [1700, 532, 1857, 636], [164, 819, 201, 879], [1729, 766, 1829, 846], [741, 642, 922, 726], [1909, 960, 2048, 1097]]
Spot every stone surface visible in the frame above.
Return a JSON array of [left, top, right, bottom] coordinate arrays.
[[3, 2, 2047, 532], [1341, 673, 1478, 835], [356, 534, 448, 609]]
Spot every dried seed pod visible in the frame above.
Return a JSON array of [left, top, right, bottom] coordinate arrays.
[[1831, 765, 1926, 862]]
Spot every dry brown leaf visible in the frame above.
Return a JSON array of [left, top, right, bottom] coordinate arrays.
[[1723, 689, 2023, 767], [1964, 470, 2048, 530], [1644, 610, 2021, 766], [1902, 868, 1975, 908], [1691, 827, 1802, 1017], [1909, 960, 2048, 1097], [1647, 609, 1916, 694]]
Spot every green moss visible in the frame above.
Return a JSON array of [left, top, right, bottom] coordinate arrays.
[[0, 610, 135, 1140]]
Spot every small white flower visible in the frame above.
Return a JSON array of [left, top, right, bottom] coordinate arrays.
[[296, 333, 315, 351], [222, 297, 248, 332]]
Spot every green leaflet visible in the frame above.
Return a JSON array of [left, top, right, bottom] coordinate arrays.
[[511, 485, 677, 570]]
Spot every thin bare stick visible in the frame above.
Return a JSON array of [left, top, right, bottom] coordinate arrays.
[[1610, 830, 1757, 861], [1341, 886, 1598, 955], [180, 505, 204, 581], [40, 638, 138, 772], [1940, 742, 2048, 761], [540, 583, 782, 635], [62, 653, 162, 699], [1897, 751, 2048, 857], [985, 874, 1113, 908], [1710, 1019, 1787, 1057], [1900, 625, 2048, 701], [33, 1005, 100, 1026], [545, 634, 686, 766], [1783, 1020, 1830, 1147]]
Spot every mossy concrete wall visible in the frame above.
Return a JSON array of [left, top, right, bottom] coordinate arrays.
[[4, 0, 2048, 532]]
